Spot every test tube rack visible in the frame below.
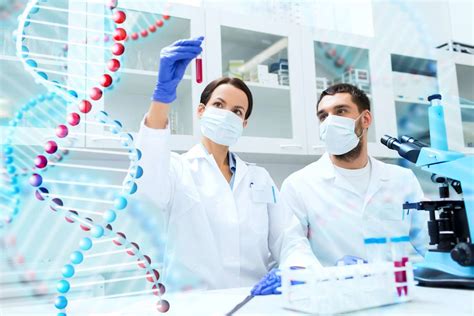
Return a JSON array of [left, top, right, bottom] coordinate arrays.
[[281, 261, 414, 314]]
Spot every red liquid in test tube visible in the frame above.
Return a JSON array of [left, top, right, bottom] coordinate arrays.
[[196, 55, 203, 83]]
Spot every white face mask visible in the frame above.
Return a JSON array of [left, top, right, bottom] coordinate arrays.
[[200, 106, 244, 146], [319, 114, 364, 155]]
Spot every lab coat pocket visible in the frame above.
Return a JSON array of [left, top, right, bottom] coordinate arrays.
[[251, 185, 276, 204], [371, 204, 404, 221], [247, 185, 273, 237]]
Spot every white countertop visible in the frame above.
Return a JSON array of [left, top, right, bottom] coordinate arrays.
[[1, 285, 473, 315]]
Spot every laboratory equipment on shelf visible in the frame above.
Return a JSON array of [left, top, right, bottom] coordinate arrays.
[[381, 94, 474, 288]]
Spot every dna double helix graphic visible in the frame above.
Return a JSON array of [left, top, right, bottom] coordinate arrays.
[[15, 0, 170, 313]]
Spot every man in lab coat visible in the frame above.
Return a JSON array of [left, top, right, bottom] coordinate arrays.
[[280, 83, 428, 266]]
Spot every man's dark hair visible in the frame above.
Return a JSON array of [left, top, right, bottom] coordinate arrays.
[[200, 77, 253, 119], [317, 83, 370, 113]]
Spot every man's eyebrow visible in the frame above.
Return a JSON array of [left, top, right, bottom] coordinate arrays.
[[333, 104, 350, 109], [317, 104, 351, 116]]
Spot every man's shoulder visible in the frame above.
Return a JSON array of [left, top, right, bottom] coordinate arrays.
[[371, 156, 416, 180], [285, 157, 328, 186]]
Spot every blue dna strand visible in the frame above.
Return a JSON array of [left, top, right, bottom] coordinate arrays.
[[1, 92, 73, 299], [14, 0, 170, 313], [0, 165, 21, 229]]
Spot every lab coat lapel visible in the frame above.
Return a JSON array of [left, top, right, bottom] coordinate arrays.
[[185, 143, 209, 160], [232, 154, 249, 192], [320, 154, 360, 196], [186, 144, 225, 174], [362, 156, 389, 210]]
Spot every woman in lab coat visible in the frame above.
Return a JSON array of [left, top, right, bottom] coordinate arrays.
[[135, 37, 320, 290]]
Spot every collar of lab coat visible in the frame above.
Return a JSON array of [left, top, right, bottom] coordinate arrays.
[[185, 143, 249, 191], [317, 153, 390, 201]]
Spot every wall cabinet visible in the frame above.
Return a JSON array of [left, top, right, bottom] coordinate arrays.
[[1, 2, 472, 160]]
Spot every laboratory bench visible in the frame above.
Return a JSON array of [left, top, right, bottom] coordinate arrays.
[[1, 285, 473, 315]]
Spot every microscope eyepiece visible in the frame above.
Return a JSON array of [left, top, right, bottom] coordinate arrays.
[[381, 135, 401, 150], [380, 134, 422, 163]]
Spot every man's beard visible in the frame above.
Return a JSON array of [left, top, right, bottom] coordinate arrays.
[[334, 140, 363, 162], [334, 124, 365, 162]]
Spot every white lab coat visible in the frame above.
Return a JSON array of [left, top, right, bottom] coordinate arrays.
[[134, 121, 320, 290], [281, 153, 428, 267]]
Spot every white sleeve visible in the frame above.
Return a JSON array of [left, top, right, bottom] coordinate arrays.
[[267, 174, 322, 269], [280, 177, 310, 236], [134, 117, 179, 211], [407, 170, 429, 256]]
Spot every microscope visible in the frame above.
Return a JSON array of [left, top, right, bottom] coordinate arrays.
[[381, 94, 474, 288]]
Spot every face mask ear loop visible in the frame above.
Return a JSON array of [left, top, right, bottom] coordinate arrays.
[[355, 111, 367, 139]]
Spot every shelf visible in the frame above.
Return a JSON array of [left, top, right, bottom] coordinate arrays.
[[391, 54, 437, 77], [395, 97, 430, 105], [120, 67, 192, 81], [244, 81, 289, 90], [242, 83, 292, 139]]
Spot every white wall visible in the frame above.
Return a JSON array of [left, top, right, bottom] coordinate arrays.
[[448, 0, 474, 44]]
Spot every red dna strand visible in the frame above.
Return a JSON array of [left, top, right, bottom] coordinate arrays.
[[119, 5, 171, 42], [14, 1, 169, 313]]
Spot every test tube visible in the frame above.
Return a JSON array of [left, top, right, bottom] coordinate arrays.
[[364, 237, 388, 263], [195, 55, 203, 83], [390, 236, 410, 296]]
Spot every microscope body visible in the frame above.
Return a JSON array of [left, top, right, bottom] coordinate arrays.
[[381, 94, 474, 287], [414, 148, 474, 285]]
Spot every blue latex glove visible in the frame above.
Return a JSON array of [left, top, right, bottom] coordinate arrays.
[[335, 255, 368, 266], [250, 267, 306, 296], [250, 268, 281, 296], [152, 36, 204, 103]]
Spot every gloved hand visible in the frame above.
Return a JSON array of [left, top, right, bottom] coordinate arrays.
[[335, 255, 368, 266], [250, 268, 281, 296], [250, 266, 306, 296], [152, 36, 204, 103]]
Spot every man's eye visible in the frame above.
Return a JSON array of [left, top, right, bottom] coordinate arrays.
[[319, 115, 327, 122], [337, 109, 347, 114]]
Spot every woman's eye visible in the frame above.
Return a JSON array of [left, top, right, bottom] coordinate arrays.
[[234, 110, 243, 116], [213, 102, 223, 108]]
